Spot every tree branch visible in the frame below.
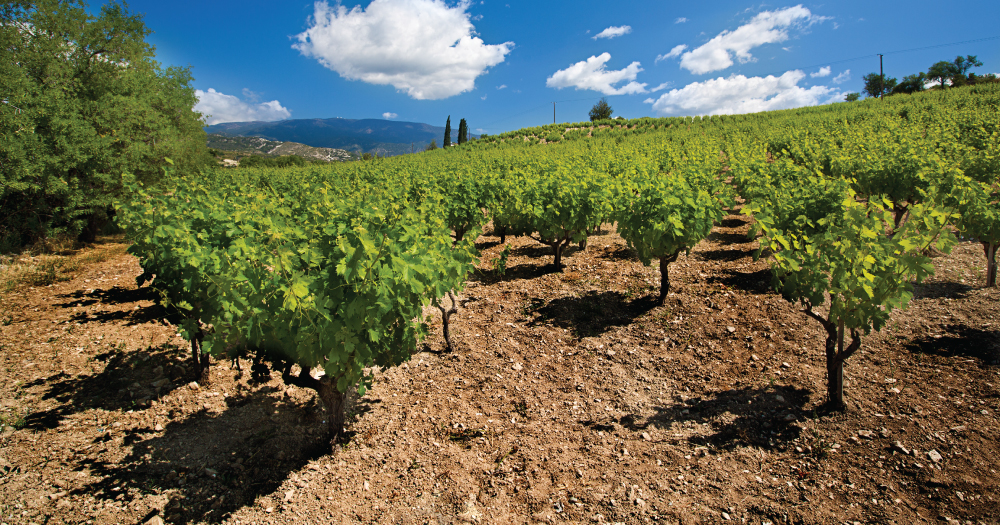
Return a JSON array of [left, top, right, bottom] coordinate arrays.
[[281, 363, 321, 391], [839, 328, 863, 362]]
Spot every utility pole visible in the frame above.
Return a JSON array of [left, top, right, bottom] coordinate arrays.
[[878, 54, 884, 99], [552, 102, 556, 124]]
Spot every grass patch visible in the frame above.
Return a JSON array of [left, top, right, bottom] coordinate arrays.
[[0, 234, 127, 293]]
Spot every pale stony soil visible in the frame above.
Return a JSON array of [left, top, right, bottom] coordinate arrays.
[[0, 213, 998, 525]]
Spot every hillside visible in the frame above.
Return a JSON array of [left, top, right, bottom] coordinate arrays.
[[205, 117, 465, 156], [0, 219, 997, 524], [206, 134, 355, 162]]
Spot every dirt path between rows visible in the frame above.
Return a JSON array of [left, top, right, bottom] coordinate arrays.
[[1, 212, 998, 525]]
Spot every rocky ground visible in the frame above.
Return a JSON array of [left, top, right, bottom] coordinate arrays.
[[1, 211, 998, 525]]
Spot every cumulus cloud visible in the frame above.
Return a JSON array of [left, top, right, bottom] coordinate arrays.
[[496, 84, 507, 90], [593, 25, 631, 40], [195, 88, 291, 125], [810, 66, 831, 78], [832, 69, 850, 84], [646, 70, 840, 116], [651, 81, 672, 92], [678, 5, 829, 75], [382, 112, 398, 119], [675, 17, 688, 24], [293, 0, 513, 100], [546, 53, 647, 95], [656, 44, 688, 63]]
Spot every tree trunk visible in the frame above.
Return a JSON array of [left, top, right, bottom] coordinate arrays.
[[552, 237, 570, 268], [657, 253, 680, 305], [437, 291, 458, 352], [282, 365, 349, 439], [316, 376, 347, 438], [827, 356, 845, 409], [806, 308, 861, 410], [828, 321, 846, 408], [190, 331, 211, 384], [499, 225, 507, 244], [984, 241, 997, 287]]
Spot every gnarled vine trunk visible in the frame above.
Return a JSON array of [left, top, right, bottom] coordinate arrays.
[[282, 364, 348, 439], [984, 241, 997, 287], [436, 291, 459, 352], [809, 312, 862, 409], [190, 329, 211, 383], [657, 253, 680, 305]]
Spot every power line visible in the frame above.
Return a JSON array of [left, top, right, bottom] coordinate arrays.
[[756, 35, 1000, 78]]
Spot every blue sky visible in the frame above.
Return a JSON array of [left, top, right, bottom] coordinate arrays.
[[105, 0, 1000, 134]]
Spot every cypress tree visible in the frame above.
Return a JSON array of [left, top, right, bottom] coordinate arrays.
[[458, 118, 468, 145], [444, 116, 452, 147]]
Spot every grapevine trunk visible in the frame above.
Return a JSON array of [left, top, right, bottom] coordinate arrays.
[[190, 333, 211, 384], [984, 241, 997, 287], [281, 364, 349, 438], [827, 358, 845, 408], [437, 292, 458, 352], [808, 310, 862, 410], [316, 376, 347, 438], [657, 253, 679, 305]]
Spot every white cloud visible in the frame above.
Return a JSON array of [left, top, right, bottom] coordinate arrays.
[[810, 66, 831, 78], [832, 69, 850, 84], [655, 44, 688, 63], [496, 84, 507, 90], [195, 88, 291, 125], [593, 25, 631, 40], [675, 17, 688, 24], [481, 94, 487, 100], [382, 112, 398, 119], [546, 53, 647, 95], [293, 0, 513, 100], [646, 70, 840, 116], [678, 5, 829, 75], [651, 81, 672, 92]]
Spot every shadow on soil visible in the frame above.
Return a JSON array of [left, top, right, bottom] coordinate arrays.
[[719, 217, 749, 229], [21, 343, 192, 431], [912, 280, 974, 300], [54, 285, 179, 326], [474, 262, 564, 283], [600, 385, 812, 451], [697, 247, 751, 263], [709, 268, 773, 294], [599, 246, 639, 262], [705, 231, 753, 245], [74, 387, 340, 525], [905, 324, 1000, 367], [527, 291, 659, 338]]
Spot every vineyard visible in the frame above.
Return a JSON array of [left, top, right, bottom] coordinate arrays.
[[1, 84, 999, 524]]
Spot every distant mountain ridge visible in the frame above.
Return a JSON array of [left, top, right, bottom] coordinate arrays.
[[206, 134, 354, 162], [205, 117, 462, 156]]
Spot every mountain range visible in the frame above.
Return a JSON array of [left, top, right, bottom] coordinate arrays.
[[204, 117, 464, 157], [206, 134, 355, 162]]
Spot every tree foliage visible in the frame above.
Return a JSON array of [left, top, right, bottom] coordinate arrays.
[[0, 0, 213, 249], [862, 73, 897, 98], [443, 116, 452, 147], [589, 98, 612, 121], [891, 73, 927, 95], [457, 118, 468, 145]]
